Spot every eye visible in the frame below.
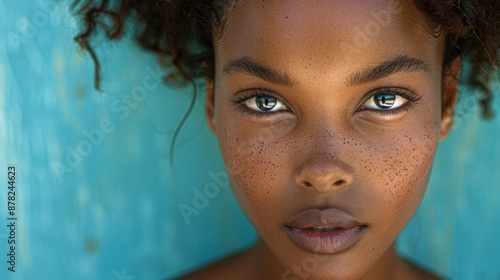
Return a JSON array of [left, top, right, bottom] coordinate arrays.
[[243, 96, 288, 113], [362, 92, 408, 111]]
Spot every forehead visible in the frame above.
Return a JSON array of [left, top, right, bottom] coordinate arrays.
[[215, 0, 444, 82]]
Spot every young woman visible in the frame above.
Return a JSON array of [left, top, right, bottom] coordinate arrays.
[[75, 0, 499, 279]]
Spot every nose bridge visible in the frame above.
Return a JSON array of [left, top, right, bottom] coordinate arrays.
[[292, 124, 355, 193]]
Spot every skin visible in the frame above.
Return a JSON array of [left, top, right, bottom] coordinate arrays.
[[183, 0, 460, 279]]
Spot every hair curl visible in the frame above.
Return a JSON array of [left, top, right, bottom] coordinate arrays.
[[73, 0, 500, 118]]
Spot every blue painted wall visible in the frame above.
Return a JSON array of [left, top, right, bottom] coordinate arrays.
[[0, 1, 499, 279]]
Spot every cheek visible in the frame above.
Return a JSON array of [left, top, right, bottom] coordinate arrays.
[[215, 116, 290, 224], [355, 91, 442, 220], [369, 134, 436, 201], [356, 126, 440, 237]]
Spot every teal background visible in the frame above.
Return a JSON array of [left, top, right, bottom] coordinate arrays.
[[0, 1, 499, 279]]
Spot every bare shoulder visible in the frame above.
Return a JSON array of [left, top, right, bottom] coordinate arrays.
[[177, 249, 254, 280]]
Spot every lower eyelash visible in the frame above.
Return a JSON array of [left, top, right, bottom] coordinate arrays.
[[371, 103, 412, 117], [233, 103, 271, 118]]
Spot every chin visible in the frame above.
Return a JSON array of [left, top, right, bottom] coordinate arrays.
[[275, 247, 379, 280]]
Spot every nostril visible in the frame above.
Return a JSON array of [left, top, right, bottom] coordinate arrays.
[[294, 165, 354, 192], [303, 181, 313, 188], [333, 180, 346, 187]]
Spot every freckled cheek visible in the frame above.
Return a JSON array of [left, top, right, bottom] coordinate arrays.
[[383, 110, 442, 211], [215, 120, 290, 223], [362, 134, 438, 230]]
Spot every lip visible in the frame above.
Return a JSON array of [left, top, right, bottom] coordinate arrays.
[[284, 208, 368, 254]]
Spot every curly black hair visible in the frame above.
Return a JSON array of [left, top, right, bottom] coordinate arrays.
[[73, 0, 500, 118]]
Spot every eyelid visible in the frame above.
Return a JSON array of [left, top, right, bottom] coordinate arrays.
[[228, 88, 292, 116], [356, 87, 420, 112], [228, 88, 283, 104]]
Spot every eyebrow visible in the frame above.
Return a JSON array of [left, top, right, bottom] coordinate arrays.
[[222, 55, 430, 88], [349, 55, 431, 86], [222, 57, 296, 87]]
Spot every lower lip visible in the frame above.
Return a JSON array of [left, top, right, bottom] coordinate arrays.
[[284, 225, 367, 254]]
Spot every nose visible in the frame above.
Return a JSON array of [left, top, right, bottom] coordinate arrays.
[[293, 157, 354, 193]]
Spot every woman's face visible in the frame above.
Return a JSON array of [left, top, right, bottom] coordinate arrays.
[[206, 0, 456, 278]]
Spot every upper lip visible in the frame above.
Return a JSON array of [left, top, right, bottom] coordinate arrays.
[[285, 208, 365, 229]]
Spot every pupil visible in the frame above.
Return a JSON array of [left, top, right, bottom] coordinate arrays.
[[256, 96, 277, 111], [375, 94, 395, 109]]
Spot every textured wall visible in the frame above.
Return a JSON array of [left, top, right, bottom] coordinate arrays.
[[1, 1, 499, 279]]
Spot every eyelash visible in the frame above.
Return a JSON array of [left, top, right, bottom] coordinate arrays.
[[356, 87, 421, 116], [228, 89, 292, 118], [229, 87, 420, 118]]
